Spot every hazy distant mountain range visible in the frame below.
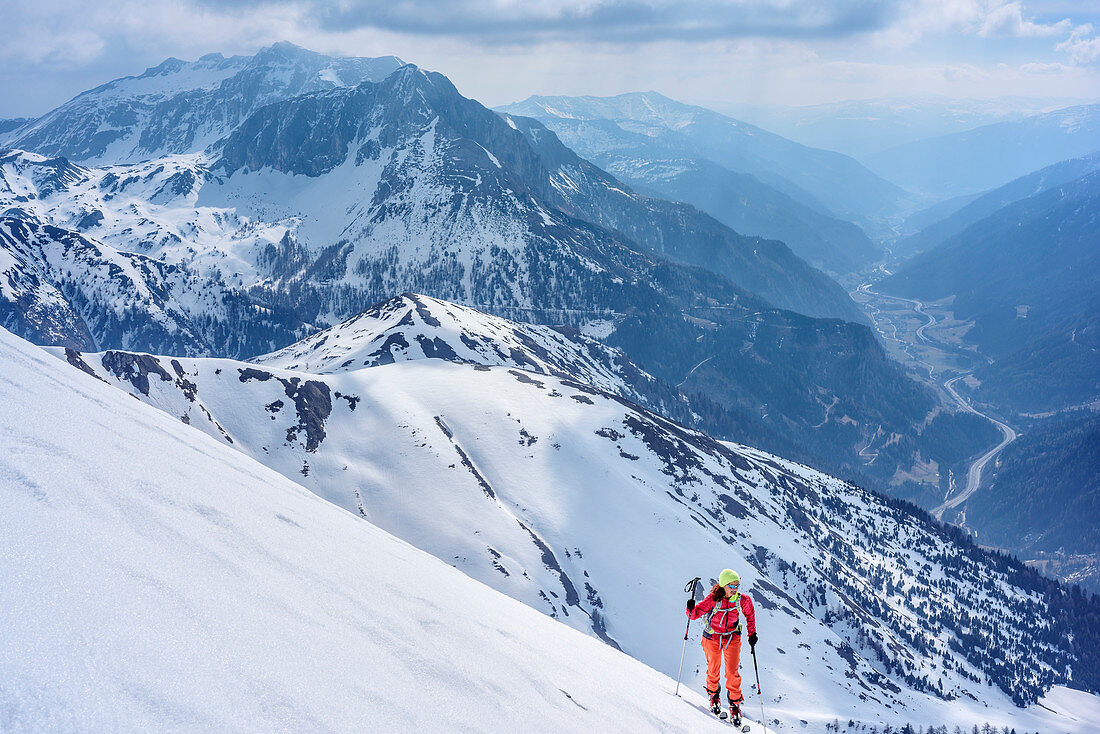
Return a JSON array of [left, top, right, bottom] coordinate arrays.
[[896, 151, 1100, 259], [498, 92, 911, 245], [723, 94, 1092, 158], [865, 104, 1100, 199]]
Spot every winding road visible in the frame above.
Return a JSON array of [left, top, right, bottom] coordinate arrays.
[[855, 282, 1018, 522], [931, 376, 1018, 520]]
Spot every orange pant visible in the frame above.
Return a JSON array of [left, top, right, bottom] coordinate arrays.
[[702, 634, 743, 703]]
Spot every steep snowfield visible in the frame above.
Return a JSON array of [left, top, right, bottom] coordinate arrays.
[[48, 340, 1100, 731], [0, 326, 740, 732]]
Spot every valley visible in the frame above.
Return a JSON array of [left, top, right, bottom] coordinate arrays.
[[850, 280, 1100, 594], [851, 282, 1018, 515]]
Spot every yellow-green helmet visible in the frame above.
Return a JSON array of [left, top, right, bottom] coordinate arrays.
[[718, 569, 740, 587]]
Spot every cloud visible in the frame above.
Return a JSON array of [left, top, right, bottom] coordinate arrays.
[[1018, 61, 1071, 73], [284, 0, 902, 43], [870, 0, 1079, 43], [942, 64, 988, 81], [1, 0, 1097, 119], [978, 1, 1071, 37], [976, 0, 1069, 36], [0, 28, 106, 67], [1056, 24, 1100, 64]]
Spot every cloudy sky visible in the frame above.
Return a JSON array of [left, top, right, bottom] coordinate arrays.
[[3, 0, 1098, 118]]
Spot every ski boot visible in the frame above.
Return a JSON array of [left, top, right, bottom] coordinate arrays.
[[706, 687, 727, 719], [729, 696, 749, 731]]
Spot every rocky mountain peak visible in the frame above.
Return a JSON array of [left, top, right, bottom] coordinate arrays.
[[2, 45, 406, 165]]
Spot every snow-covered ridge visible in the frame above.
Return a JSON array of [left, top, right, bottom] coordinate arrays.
[[0, 213, 219, 354], [48, 336, 1099, 730], [253, 292, 661, 407], [506, 92, 701, 136], [0, 325, 744, 732]]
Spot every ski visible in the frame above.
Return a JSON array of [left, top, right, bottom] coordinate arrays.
[[730, 706, 749, 730]]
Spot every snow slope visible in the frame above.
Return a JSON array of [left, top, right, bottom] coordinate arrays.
[[0, 326, 743, 732], [48, 339, 1100, 731]]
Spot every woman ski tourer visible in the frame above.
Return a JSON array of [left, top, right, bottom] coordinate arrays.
[[687, 569, 758, 724]]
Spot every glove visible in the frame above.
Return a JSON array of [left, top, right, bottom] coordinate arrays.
[[748, 633, 758, 650], [686, 599, 696, 613]]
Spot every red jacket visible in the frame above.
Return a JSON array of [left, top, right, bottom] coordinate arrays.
[[689, 593, 756, 638]]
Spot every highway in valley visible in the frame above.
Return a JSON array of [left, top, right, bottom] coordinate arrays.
[[855, 282, 1017, 523], [931, 376, 1018, 520]]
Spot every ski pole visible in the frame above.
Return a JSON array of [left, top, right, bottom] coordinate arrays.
[[751, 645, 766, 731], [674, 576, 701, 697]]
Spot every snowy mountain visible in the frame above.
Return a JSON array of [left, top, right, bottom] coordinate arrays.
[[1, 42, 404, 165], [252, 291, 943, 493], [0, 325, 746, 733], [0, 150, 307, 355], [498, 93, 913, 238], [249, 292, 794, 449], [48, 315, 1100, 729], [0, 213, 201, 352], [865, 104, 1100, 199], [209, 66, 861, 324], [254, 292, 665, 406], [0, 52, 955, 491]]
